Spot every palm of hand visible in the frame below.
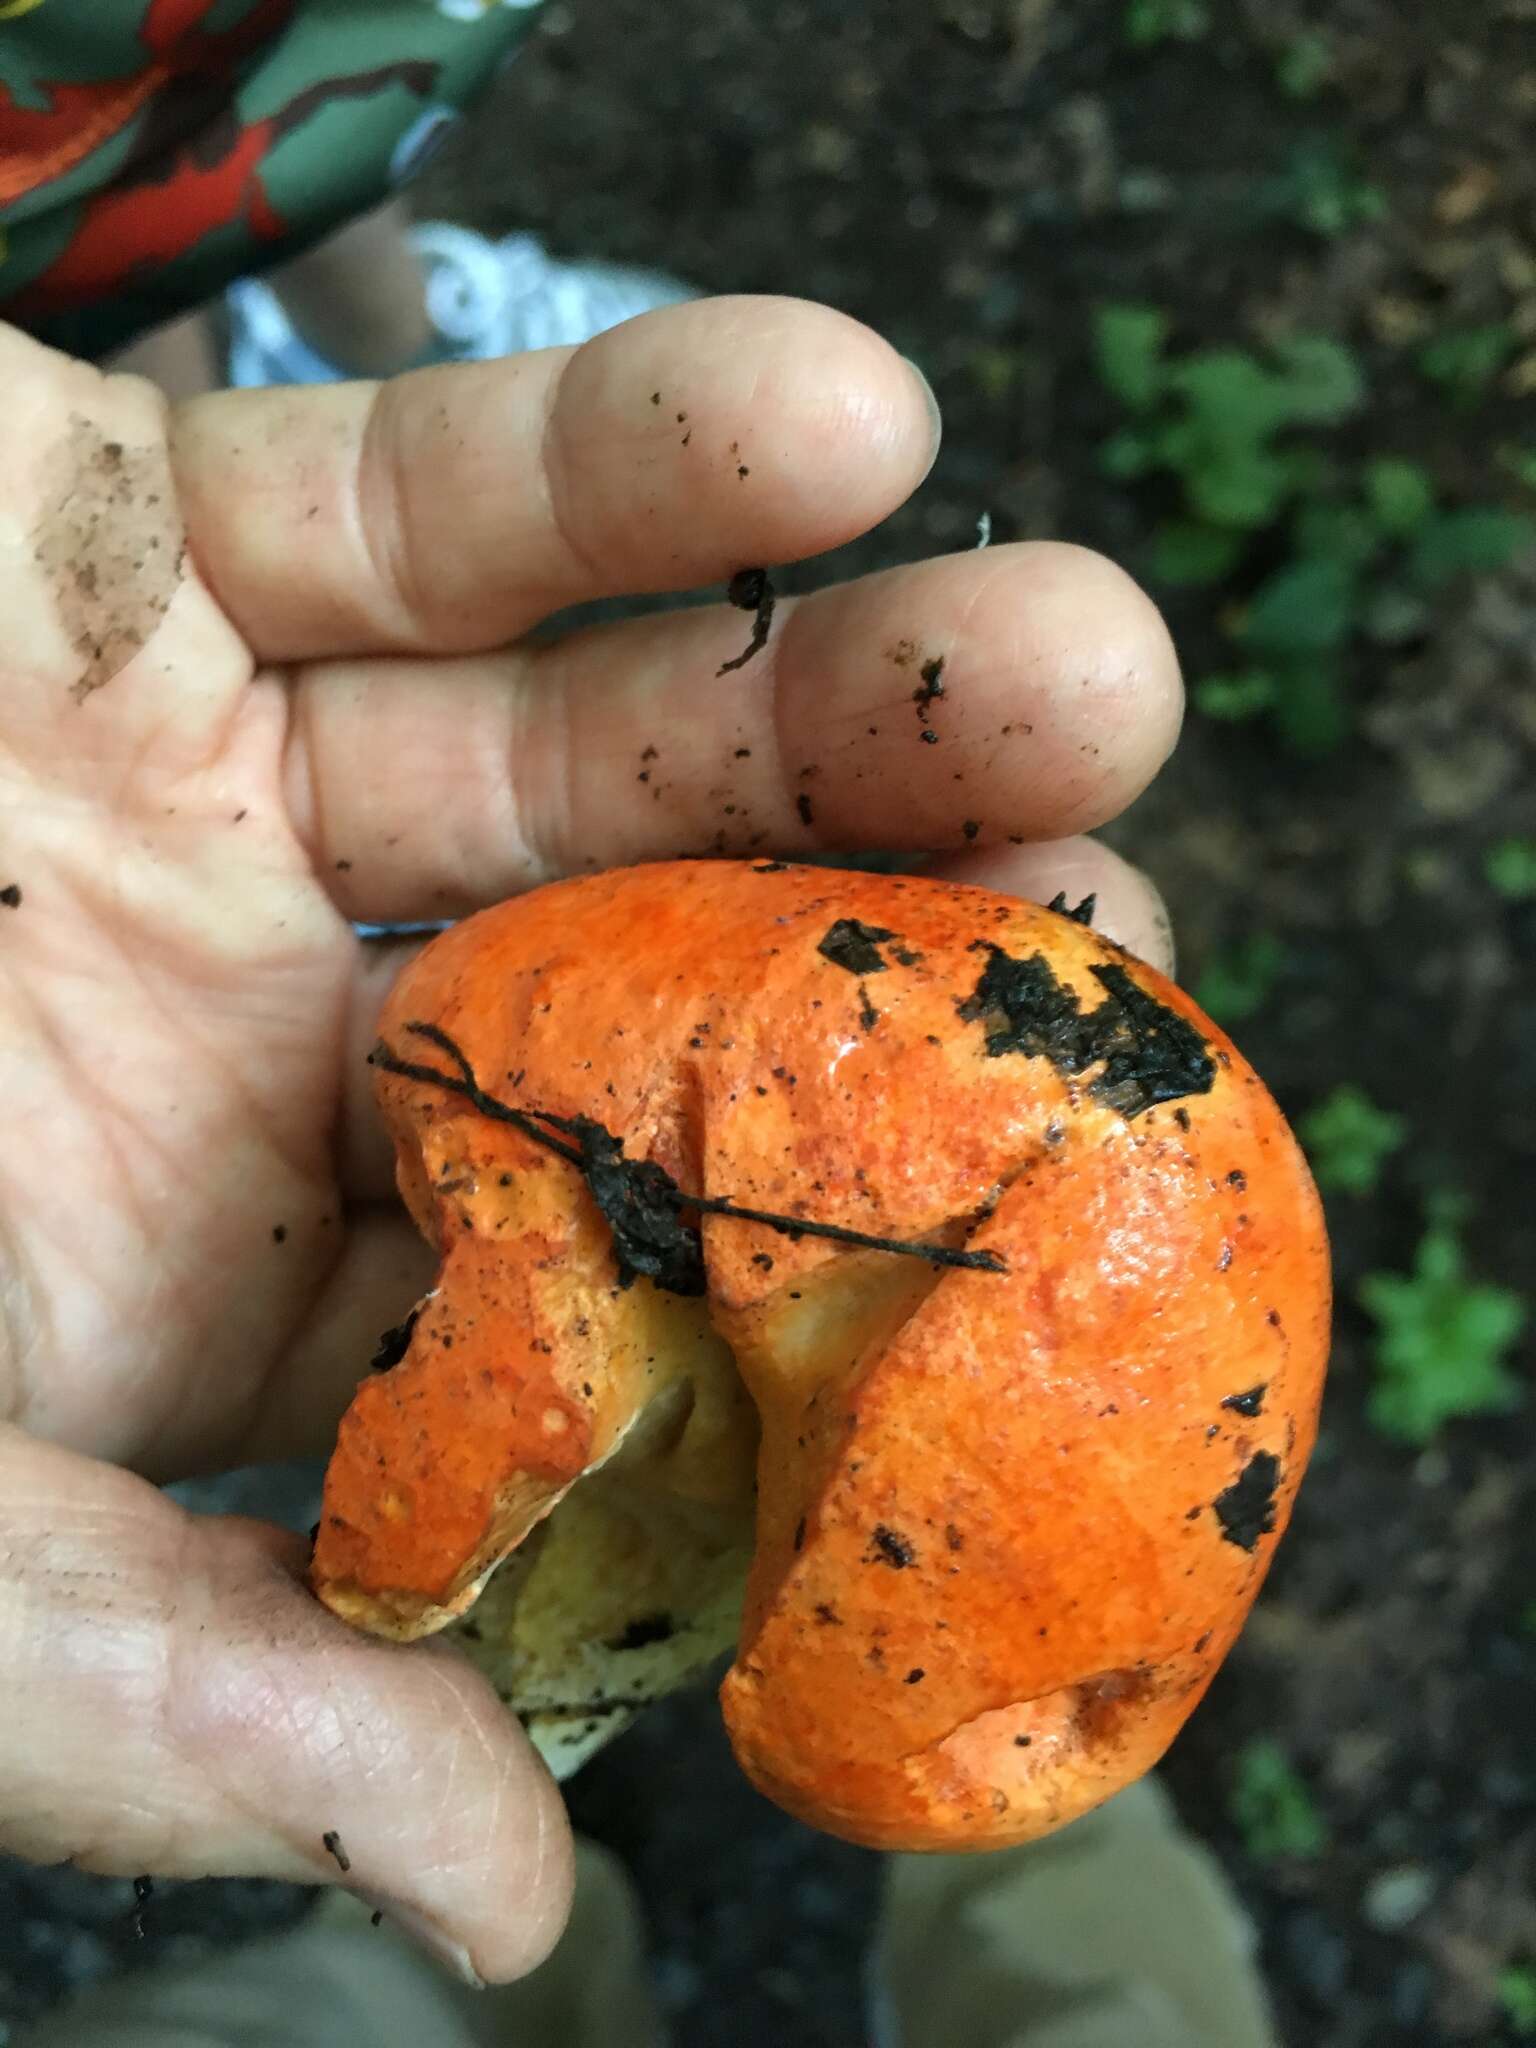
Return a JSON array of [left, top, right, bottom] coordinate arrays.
[[2, 385, 396, 1478], [0, 302, 1179, 1983]]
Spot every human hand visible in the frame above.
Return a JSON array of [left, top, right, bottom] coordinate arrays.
[[0, 298, 1180, 1981]]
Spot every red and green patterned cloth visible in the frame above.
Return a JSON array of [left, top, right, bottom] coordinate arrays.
[[0, 0, 543, 360]]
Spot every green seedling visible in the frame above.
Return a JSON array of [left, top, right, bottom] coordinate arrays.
[[1094, 313, 1363, 551], [1418, 323, 1518, 406], [1123, 0, 1209, 46], [1275, 30, 1333, 99], [1193, 932, 1287, 1026], [1359, 1198, 1527, 1446], [1299, 1085, 1407, 1197], [1486, 839, 1536, 901], [1230, 1739, 1328, 1862], [1095, 310, 1532, 754], [1193, 671, 1276, 721], [1271, 138, 1386, 238], [1501, 1967, 1536, 2039]]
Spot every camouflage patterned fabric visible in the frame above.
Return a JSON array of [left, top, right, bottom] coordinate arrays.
[[0, 0, 544, 359]]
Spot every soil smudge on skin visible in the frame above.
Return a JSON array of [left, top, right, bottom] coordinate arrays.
[[32, 416, 185, 703]]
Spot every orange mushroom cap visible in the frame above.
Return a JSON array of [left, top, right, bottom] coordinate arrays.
[[312, 861, 1330, 1851]]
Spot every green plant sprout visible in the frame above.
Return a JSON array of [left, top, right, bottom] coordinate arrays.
[[1358, 1198, 1527, 1446], [1299, 1085, 1407, 1197], [1093, 308, 1536, 754], [1501, 1966, 1536, 2039], [1123, 0, 1209, 47], [1274, 31, 1333, 99], [1271, 138, 1385, 238], [1485, 839, 1536, 901], [1194, 672, 1275, 721], [1192, 933, 1287, 1026], [1229, 1739, 1328, 1862], [1418, 324, 1518, 407]]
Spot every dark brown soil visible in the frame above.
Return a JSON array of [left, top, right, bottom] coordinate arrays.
[[2, 4, 1531, 2045]]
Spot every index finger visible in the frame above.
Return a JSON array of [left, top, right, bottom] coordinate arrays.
[[168, 296, 940, 664]]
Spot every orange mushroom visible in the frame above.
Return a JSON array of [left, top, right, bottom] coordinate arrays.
[[312, 860, 1330, 1851]]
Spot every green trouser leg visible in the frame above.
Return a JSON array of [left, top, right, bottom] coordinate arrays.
[[873, 1778, 1278, 2048]]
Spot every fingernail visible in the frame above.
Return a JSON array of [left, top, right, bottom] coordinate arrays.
[[370, 1898, 485, 1988], [901, 356, 943, 471]]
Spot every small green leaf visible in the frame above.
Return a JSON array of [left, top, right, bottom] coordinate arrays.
[[1363, 458, 1437, 536], [1268, 334, 1366, 424], [1230, 1739, 1328, 1862], [1270, 665, 1351, 755], [1292, 499, 1383, 568], [1500, 1966, 1536, 2037], [1243, 557, 1358, 656], [1359, 1209, 1527, 1446], [1417, 324, 1517, 403], [1123, 0, 1210, 46], [1169, 350, 1294, 440], [1145, 520, 1247, 586], [1098, 427, 1159, 479], [1194, 932, 1287, 1025], [1194, 671, 1275, 721], [1485, 837, 1536, 901], [1300, 1085, 1407, 1196], [1498, 446, 1536, 491], [1406, 507, 1534, 589], [1276, 30, 1333, 99], [1277, 140, 1386, 238], [1093, 305, 1171, 412], [1186, 444, 1297, 529]]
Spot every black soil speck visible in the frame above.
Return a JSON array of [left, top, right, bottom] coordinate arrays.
[[370, 1308, 420, 1373], [0, 884, 21, 908], [1221, 1384, 1268, 1418], [271, 1224, 287, 1244], [912, 656, 946, 726], [607, 1612, 676, 1652], [868, 1525, 916, 1569], [718, 568, 776, 675], [1046, 891, 1098, 927], [321, 1832, 350, 1874], [127, 1874, 154, 1940], [958, 945, 1215, 1115], [796, 792, 815, 828], [1213, 1451, 1281, 1552], [817, 918, 895, 975]]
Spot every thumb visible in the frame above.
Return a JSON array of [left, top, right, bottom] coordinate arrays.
[[0, 1425, 573, 1984]]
